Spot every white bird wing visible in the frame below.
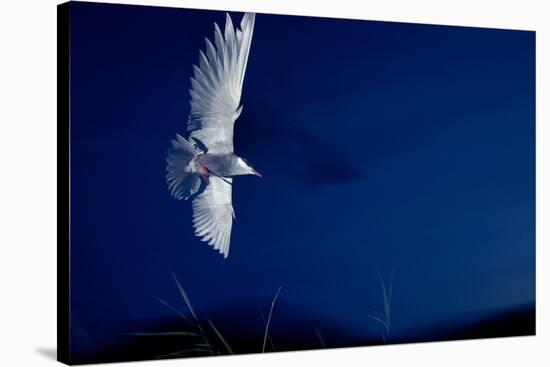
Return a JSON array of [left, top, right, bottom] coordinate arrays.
[[188, 13, 255, 256], [187, 12, 255, 154], [192, 176, 235, 258]]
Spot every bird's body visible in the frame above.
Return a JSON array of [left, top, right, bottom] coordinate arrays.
[[199, 153, 260, 178], [165, 12, 259, 258]]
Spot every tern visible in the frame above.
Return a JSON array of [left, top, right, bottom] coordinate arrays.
[[166, 13, 260, 258]]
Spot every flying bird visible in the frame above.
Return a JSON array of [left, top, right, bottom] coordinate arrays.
[[166, 13, 260, 258]]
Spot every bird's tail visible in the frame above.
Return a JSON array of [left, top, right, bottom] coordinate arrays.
[[166, 134, 204, 200]]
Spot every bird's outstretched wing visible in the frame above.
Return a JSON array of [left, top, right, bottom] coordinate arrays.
[[187, 12, 255, 154], [192, 176, 235, 258], [187, 13, 255, 256]]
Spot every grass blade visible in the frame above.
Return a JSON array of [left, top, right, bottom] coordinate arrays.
[[370, 270, 394, 342], [309, 320, 327, 349], [388, 269, 394, 315], [152, 296, 192, 324], [170, 270, 198, 322], [263, 286, 282, 353], [168, 270, 213, 354], [207, 319, 233, 354], [258, 305, 276, 351], [313, 326, 327, 348], [368, 314, 389, 332], [129, 331, 199, 337], [156, 347, 211, 359]]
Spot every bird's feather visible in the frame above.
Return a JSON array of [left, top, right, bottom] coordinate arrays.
[[187, 12, 255, 155], [166, 134, 203, 200], [192, 176, 235, 258], [187, 13, 255, 255]]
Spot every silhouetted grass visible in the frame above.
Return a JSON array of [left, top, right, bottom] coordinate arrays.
[[130, 270, 234, 358], [131, 270, 401, 359], [262, 286, 282, 353], [258, 304, 276, 351], [310, 321, 327, 348], [368, 269, 394, 343]]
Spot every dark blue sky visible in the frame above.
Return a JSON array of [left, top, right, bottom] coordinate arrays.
[[69, 1, 535, 357]]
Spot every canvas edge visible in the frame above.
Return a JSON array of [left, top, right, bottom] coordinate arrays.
[[57, 1, 71, 365]]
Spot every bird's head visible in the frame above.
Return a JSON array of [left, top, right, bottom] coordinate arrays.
[[237, 157, 262, 177]]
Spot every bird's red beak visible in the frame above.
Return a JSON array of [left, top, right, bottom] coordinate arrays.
[[252, 169, 262, 177]]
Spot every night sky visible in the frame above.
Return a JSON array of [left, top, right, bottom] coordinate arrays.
[[68, 1, 535, 361]]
